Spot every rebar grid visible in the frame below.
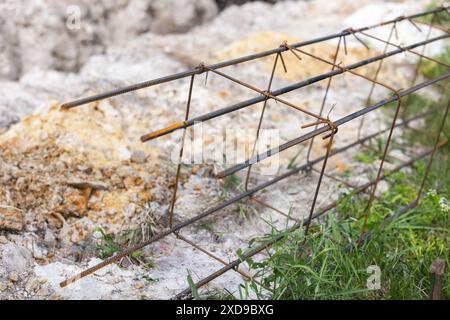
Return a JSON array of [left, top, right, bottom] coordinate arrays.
[[58, 6, 450, 299]]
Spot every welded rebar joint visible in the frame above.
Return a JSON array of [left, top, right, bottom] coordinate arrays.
[[342, 27, 356, 35]]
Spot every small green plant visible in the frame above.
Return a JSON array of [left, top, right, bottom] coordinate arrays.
[[142, 274, 158, 283], [93, 227, 122, 259], [187, 271, 201, 300], [418, 46, 450, 80], [220, 173, 243, 200], [235, 173, 449, 299], [287, 149, 302, 169], [353, 150, 378, 164], [93, 227, 144, 261], [199, 220, 215, 233]]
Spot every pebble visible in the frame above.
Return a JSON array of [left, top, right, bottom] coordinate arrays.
[[131, 151, 147, 164], [2, 243, 33, 273], [36, 287, 50, 298], [44, 228, 56, 247], [24, 277, 40, 293], [9, 271, 19, 282], [116, 166, 134, 178], [0, 283, 7, 294], [0, 235, 8, 244], [0, 206, 24, 232], [134, 282, 145, 289]]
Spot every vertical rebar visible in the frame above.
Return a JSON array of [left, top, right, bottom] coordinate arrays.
[[306, 37, 342, 163], [244, 53, 281, 190], [169, 75, 195, 227], [304, 123, 337, 237], [357, 23, 397, 140], [358, 92, 402, 243], [415, 95, 450, 202], [411, 12, 437, 86]]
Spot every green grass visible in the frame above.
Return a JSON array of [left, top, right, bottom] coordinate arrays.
[[419, 46, 450, 80], [227, 47, 450, 300], [236, 159, 449, 299], [353, 149, 378, 164], [92, 226, 147, 262], [187, 271, 201, 300], [92, 227, 122, 259]]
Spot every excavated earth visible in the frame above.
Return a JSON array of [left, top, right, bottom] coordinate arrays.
[[0, 0, 447, 299]]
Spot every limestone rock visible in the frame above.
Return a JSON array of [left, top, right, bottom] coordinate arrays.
[[9, 271, 19, 282], [2, 243, 33, 274], [0, 206, 24, 232], [0, 235, 8, 244], [150, 0, 218, 34], [0, 0, 219, 81]]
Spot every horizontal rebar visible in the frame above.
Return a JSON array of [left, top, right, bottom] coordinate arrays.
[[217, 71, 450, 178], [61, 6, 448, 110], [141, 35, 449, 142]]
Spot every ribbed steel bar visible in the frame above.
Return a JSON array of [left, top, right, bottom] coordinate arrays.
[[412, 12, 438, 86], [217, 72, 450, 178], [60, 6, 449, 110], [168, 75, 195, 228], [59, 87, 445, 288], [357, 73, 404, 243], [140, 35, 449, 142], [175, 233, 272, 293]]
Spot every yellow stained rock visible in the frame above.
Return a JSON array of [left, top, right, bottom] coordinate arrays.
[[214, 31, 383, 82]]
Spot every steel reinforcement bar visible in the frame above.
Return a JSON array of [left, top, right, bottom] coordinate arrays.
[[59, 73, 449, 288], [58, 6, 450, 297], [60, 6, 449, 110]]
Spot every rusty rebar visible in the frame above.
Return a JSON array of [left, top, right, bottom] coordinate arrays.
[[60, 84, 447, 288], [217, 73, 449, 178], [140, 35, 448, 142], [58, 8, 450, 294], [60, 6, 448, 110]]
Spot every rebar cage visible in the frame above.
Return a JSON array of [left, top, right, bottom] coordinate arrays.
[[58, 6, 450, 299]]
